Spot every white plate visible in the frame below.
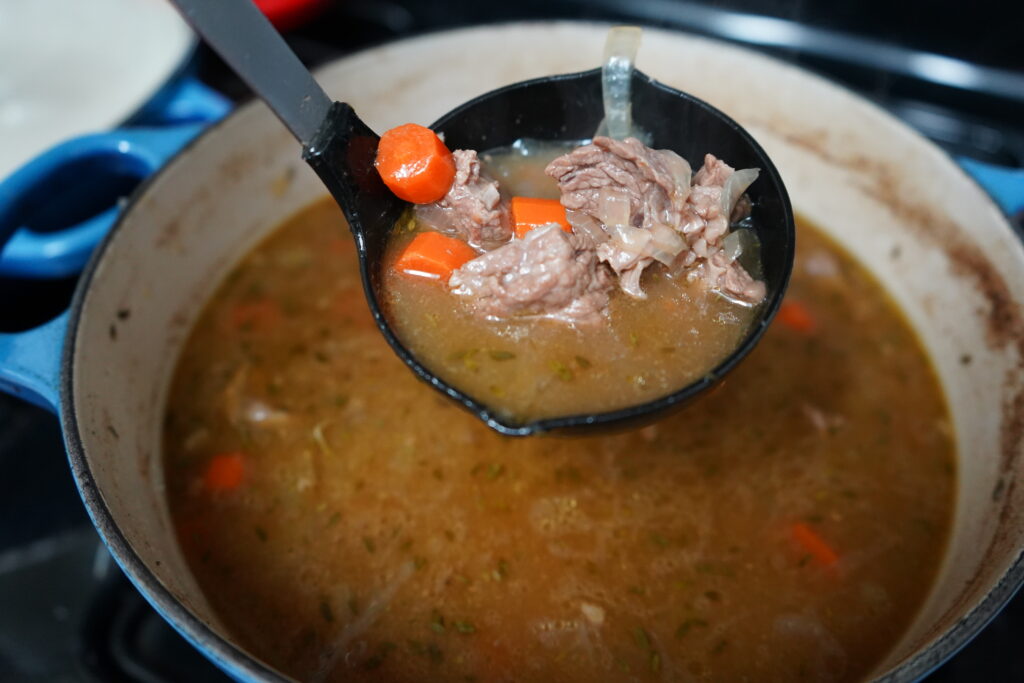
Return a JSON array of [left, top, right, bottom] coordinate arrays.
[[0, 0, 194, 179]]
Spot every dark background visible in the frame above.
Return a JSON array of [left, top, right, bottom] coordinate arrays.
[[1, 0, 1021, 681]]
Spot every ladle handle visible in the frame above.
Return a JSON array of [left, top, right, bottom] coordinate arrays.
[[168, 0, 332, 147]]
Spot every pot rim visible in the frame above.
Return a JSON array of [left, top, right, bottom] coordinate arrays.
[[59, 96, 291, 682], [57, 20, 1024, 682]]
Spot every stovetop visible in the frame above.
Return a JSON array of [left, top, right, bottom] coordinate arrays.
[[1, 1, 1021, 681]]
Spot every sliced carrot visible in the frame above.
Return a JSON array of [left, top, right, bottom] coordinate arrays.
[[229, 299, 281, 332], [510, 196, 572, 239], [777, 300, 817, 334], [791, 522, 840, 568], [203, 452, 245, 493], [375, 123, 456, 203], [394, 231, 477, 280]]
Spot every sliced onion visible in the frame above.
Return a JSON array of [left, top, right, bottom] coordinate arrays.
[[596, 187, 631, 227], [619, 263, 648, 299], [648, 223, 686, 265], [608, 224, 652, 252], [566, 209, 609, 244], [660, 149, 692, 206], [721, 228, 751, 262], [720, 168, 759, 218], [721, 227, 763, 279]]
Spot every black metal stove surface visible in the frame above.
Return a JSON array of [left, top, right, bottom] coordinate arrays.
[[1, 1, 1022, 681]]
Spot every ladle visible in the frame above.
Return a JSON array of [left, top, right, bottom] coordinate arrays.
[[169, 0, 795, 436]]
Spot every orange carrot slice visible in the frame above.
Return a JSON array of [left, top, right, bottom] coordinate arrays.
[[394, 231, 477, 280], [777, 300, 817, 334], [510, 196, 572, 239], [204, 452, 245, 492], [791, 522, 840, 568], [375, 123, 456, 203]]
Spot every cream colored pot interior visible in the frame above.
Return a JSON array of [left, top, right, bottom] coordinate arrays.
[[69, 23, 1023, 679]]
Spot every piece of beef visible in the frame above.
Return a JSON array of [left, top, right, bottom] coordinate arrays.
[[448, 224, 613, 325], [414, 149, 511, 248], [546, 136, 691, 232], [697, 249, 767, 304], [687, 153, 735, 244], [680, 154, 765, 304], [546, 137, 692, 297], [595, 223, 686, 298], [548, 139, 765, 305]]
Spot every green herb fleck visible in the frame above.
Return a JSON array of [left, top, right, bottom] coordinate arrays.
[[493, 559, 509, 581], [633, 627, 651, 649], [650, 533, 669, 548], [574, 355, 592, 369], [712, 639, 729, 655], [488, 350, 516, 361], [363, 537, 376, 553], [413, 556, 428, 570], [313, 350, 330, 364], [429, 609, 445, 633], [650, 651, 662, 673], [333, 394, 348, 407], [327, 511, 342, 526], [486, 463, 506, 480], [454, 620, 477, 634], [629, 332, 640, 348], [319, 599, 335, 623], [628, 585, 645, 596], [551, 361, 574, 381], [449, 349, 481, 371], [676, 618, 708, 638]]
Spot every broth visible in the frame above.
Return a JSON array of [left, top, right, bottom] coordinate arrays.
[[164, 198, 954, 682]]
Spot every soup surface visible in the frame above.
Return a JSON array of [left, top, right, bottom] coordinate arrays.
[[382, 141, 762, 423], [164, 198, 954, 682]]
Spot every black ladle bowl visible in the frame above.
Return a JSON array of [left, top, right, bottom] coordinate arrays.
[[305, 68, 795, 436]]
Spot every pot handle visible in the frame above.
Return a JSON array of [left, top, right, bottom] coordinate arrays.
[[0, 124, 208, 278], [0, 312, 67, 414], [958, 157, 1024, 219], [132, 74, 232, 126], [0, 77, 229, 279], [0, 122, 215, 410]]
